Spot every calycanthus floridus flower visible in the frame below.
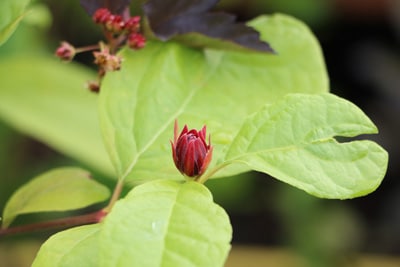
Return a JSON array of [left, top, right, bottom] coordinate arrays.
[[171, 121, 213, 179]]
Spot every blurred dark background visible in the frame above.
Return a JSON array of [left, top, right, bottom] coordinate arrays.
[[0, 0, 399, 266]]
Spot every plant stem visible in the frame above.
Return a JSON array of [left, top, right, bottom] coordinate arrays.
[[0, 179, 125, 237], [75, 44, 100, 53], [104, 179, 124, 213], [0, 209, 106, 237], [196, 161, 233, 184]]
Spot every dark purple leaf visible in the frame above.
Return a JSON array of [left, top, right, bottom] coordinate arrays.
[[80, 0, 131, 15], [143, 0, 274, 53]]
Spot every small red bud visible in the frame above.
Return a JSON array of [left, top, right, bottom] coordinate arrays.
[[87, 80, 100, 93], [105, 14, 125, 33], [93, 8, 111, 24], [127, 33, 146, 50], [55, 41, 76, 61], [171, 121, 213, 178], [124, 16, 141, 33]]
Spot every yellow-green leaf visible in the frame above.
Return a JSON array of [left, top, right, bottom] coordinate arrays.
[[0, 0, 31, 46], [2, 167, 110, 228], [225, 93, 388, 199]]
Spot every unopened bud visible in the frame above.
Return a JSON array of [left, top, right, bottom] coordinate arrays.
[[127, 33, 146, 50], [93, 8, 111, 24], [105, 15, 125, 33], [55, 42, 76, 61], [124, 16, 141, 33], [87, 80, 100, 93], [171, 121, 213, 178]]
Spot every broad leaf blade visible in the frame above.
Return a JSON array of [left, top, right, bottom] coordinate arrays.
[[2, 167, 110, 228], [225, 93, 388, 199], [99, 42, 208, 181], [99, 180, 232, 267], [99, 14, 328, 183], [0, 0, 31, 46], [32, 224, 100, 267], [143, 0, 274, 53], [0, 56, 114, 177]]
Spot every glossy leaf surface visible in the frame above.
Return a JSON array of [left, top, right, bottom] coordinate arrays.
[[225, 93, 388, 199], [32, 180, 231, 267], [99, 180, 231, 267], [32, 224, 101, 267], [2, 168, 110, 228], [99, 14, 328, 183]]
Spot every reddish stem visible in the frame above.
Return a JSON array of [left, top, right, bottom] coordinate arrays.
[[0, 209, 107, 237], [75, 44, 100, 53], [0, 177, 126, 237]]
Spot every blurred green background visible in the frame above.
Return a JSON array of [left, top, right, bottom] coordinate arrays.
[[1, 0, 399, 266]]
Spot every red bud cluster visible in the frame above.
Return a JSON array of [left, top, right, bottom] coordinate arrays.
[[92, 8, 144, 39], [54, 7, 146, 92]]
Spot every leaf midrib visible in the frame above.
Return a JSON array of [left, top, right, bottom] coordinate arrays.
[[4, 173, 85, 225], [120, 46, 223, 181], [159, 185, 180, 266], [226, 137, 340, 162]]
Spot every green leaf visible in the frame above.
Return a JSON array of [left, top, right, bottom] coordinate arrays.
[[32, 180, 231, 267], [0, 56, 114, 177], [0, 0, 31, 46], [99, 14, 328, 183], [225, 93, 388, 199], [32, 224, 101, 267], [99, 180, 232, 267], [2, 167, 110, 228]]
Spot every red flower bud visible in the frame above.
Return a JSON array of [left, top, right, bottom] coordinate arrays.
[[105, 14, 125, 33], [171, 121, 213, 178], [93, 8, 111, 24], [127, 33, 146, 50], [124, 16, 141, 33], [55, 41, 76, 61]]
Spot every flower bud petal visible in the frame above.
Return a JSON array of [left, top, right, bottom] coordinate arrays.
[[55, 42, 76, 61], [127, 33, 146, 50], [93, 8, 111, 24], [171, 121, 213, 178]]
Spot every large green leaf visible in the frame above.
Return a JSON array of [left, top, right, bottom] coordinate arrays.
[[0, 56, 114, 177], [32, 224, 101, 267], [0, 0, 31, 46], [224, 93, 388, 199], [99, 14, 328, 183], [32, 180, 232, 267], [2, 167, 110, 228], [99, 180, 232, 267]]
